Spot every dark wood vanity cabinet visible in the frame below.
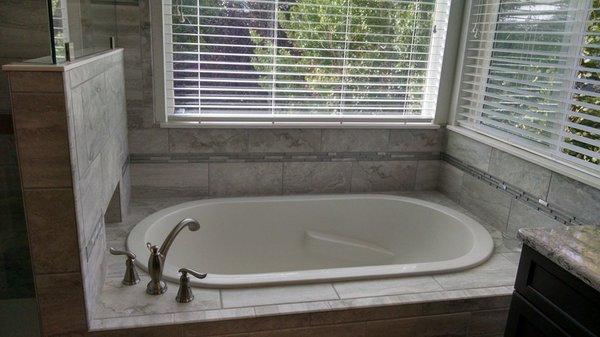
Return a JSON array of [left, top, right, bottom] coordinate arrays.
[[504, 245, 600, 337]]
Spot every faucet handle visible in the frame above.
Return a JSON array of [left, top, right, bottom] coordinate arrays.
[[176, 268, 207, 303], [110, 247, 136, 260], [109, 247, 140, 286]]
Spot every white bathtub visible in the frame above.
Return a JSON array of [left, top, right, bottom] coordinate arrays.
[[127, 194, 493, 288]]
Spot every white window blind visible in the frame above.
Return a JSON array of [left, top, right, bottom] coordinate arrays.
[[162, 0, 450, 125], [457, 0, 600, 172]]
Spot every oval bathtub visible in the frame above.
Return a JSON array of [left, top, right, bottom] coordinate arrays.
[[127, 194, 493, 288]]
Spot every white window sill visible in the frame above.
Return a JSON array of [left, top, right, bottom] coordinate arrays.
[[447, 125, 600, 191], [159, 121, 442, 130]]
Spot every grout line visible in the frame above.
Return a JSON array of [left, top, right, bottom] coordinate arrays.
[[441, 153, 587, 227], [280, 161, 285, 194], [330, 283, 342, 300]]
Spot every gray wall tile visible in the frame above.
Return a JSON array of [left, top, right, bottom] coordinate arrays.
[[351, 161, 417, 192], [283, 162, 352, 194], [389, 129, 441, 153], [547, 173, 600, 226], [460, 175, 511, 231], [488, 149, 551, 200], [131, 162, 209, 198], [322, 129, 389, 152], [128, 128, 169, 154], [437, 161, 464, 203], [10, 92, 72, 188], [446, 130, 492, 171], [77, 154, 104, 246], [210, 162, 282, 196], [249, 129, 321, 153], [169, 129, 248, 153], [415, 160, 440, 191], [506, 199, 564, 238]]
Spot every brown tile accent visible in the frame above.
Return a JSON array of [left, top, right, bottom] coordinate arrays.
[[24, 188, 80, 274], [421, 296, 512, 316], [182, 314, 311, 337], [247, 322, 365, 337], [36, 273, 87, 336], [467, 309, 509, 336], [7, 71, 64, 93], [365, 313, 470, 337], [309, 304, 423, 326], [11, 92, 72, 188], [89, 326, 182, 337]]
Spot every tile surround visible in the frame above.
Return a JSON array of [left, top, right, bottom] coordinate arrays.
[[10, 91, 73, 189], [547, 173, 600, 226], [438, 129, 600, 243], [92, 191, 517, 335], [169, 129, 248, 154], [221, 284, 339, 308], [445, 131, 492, 172], [488, 149, 551, 200], [283, 161, 352, 194], [5, 49, 130, 336], [249, 129, 321, 153], [131, 162, 209, 198], [209, 162, 283, 197], [333, 277, 442, 299], [506, 199, 564, 238], [351, 161, 417, 192], [459, 175, 512, 232], [321, 129, 389, 152], [23, 188, 80, 274]]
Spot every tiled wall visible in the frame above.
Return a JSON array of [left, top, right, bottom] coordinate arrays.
[[130, 129, 442, 198], [0, 0, 51, 306], [66, 50, 130, 322], [439, 129, 600, 237], [84, 293, 510, 337], [6, 49, 129, 336], [110, 1, 443, 197]]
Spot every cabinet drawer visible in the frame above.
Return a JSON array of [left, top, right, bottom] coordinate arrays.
[[515, 246, 600, 336]]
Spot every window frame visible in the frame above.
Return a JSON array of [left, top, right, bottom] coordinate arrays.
[[449, 0, 600, 186], [151, 0, 452, 129]]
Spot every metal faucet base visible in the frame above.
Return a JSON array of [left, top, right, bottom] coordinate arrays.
[[146, 280, 167, 295]]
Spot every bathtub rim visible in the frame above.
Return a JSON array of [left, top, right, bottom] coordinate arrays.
[[127, 194, 494, 288]]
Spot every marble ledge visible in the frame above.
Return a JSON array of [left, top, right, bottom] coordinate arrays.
[[518, 225, 600, 292], [89, 286, 514, 332]]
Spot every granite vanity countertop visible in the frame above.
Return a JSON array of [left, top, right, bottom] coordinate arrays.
[[518, 225, 600, 292]]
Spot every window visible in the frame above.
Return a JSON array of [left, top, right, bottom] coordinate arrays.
[[457, 0, 600, 172], [159, 0, 450, 126]]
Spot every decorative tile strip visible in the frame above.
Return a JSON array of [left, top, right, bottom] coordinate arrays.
[[130, 151, 441, 164], [441, 153, 587, 226]]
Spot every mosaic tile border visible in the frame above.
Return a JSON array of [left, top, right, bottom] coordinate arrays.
[[130, 151, 441, 164], [441, 153, 587, 227]]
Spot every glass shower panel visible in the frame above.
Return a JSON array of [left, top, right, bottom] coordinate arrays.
[[48, 0, 119, 63]]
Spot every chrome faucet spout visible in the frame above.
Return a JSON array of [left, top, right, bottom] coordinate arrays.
[[146, 218, 200, 295], [159, 218, 200, 257]]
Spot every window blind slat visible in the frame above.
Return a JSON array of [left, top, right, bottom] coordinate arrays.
[[459, 0, 599, 172], [164, 0, 449, 122]]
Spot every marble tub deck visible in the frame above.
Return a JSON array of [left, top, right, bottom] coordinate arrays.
[[92, 191, 522, 331]]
